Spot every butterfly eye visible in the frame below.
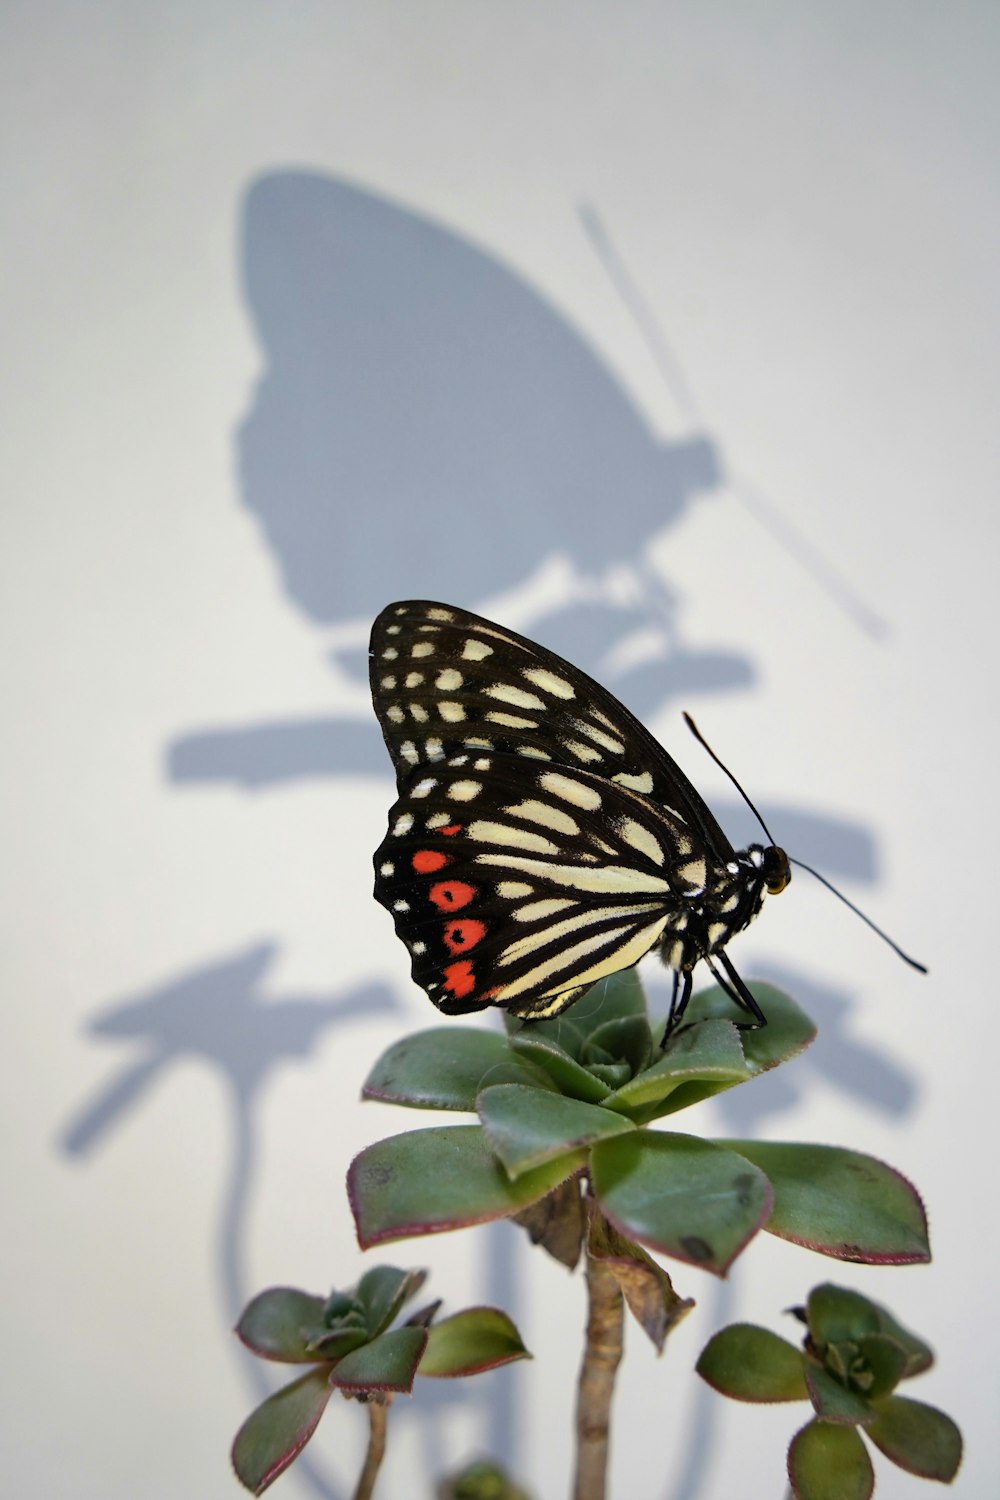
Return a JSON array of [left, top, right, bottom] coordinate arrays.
[[763, 846, 792, 895]]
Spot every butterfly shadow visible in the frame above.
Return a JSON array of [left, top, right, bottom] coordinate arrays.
[[168, 170, 756, 793]]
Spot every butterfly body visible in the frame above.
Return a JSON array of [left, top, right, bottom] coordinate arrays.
[[370, 601, 789, 1025]]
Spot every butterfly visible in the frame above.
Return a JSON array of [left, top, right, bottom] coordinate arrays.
[[369, 600, 795, 1034]]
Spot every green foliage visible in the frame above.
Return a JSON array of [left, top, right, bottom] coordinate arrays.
[[697, 1284, 962, 1495], [231, 1269, 529, 1495], [233, 969, 961, 1495], [353, 974, 929, 1287]]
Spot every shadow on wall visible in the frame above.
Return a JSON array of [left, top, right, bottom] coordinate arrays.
[[170, 170, 753, 788], [59, 172, 914, 1499]]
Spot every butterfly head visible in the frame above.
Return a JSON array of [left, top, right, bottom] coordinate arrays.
[[761, 845, 792, 895]]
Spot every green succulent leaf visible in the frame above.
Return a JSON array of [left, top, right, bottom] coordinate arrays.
[[327, 1325, 428, 1394], [362, 1027, 551, 1111], [508, 1032, 613, 1102], [851, 1334, 909, 1399], [684, 982, 817, 1070], [719, 1142, 930, 1263], [696, 1323, 809, 1401], [582, 1015, 654, 1075], [806, 1284, 881, 1343], [590, 1131, 772, 1274], [602, 1017, 751, 1119], [418, 1306, 531, 1377], [787, 1419, 874, 1500], [805, 1364, 874, 1425], [865, 1395, 963, 1481], [231, 1368, 332, 1495], [349, 1125, 587, 1248], [235, 1288, 332, 1363], [477, 1083, 635, 1178], [354, 1265, 427, 1339]]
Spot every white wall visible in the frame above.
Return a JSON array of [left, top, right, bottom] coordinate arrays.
[[3, 4, 998, 1496]]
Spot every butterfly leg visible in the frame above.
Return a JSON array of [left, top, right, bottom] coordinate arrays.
[[661, 969, 693, 1045], [707, 951, 767, 1029]]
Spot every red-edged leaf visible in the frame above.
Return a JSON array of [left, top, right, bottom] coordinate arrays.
[[349, 1125, 586, 1248], [231, 1369, 332, 1495]]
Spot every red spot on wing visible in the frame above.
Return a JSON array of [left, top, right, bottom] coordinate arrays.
[[443, 919, 487, 954], [442, 960, 478, 1000], [429, 880, 476, 910], [413, 849, 449, 873], [439, 824, 462, 836]]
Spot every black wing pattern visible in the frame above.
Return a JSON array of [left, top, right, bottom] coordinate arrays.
[[369, 600, 785, 1021]]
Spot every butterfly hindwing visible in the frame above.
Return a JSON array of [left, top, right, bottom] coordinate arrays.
[[373, 753, 719, 1017]]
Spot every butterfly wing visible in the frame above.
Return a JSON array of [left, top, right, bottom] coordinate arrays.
[[374, 753, 715, 1018], [371, 602, 742, 1019], [369, 599, 736, 863]]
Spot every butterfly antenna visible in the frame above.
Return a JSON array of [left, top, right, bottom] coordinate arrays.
[[682, 712, 778, 845], [683, 713, 928, 974], [788, 858, 928, 973]]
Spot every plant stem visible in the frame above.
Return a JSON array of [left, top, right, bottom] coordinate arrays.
[[572, 1252, 625, 1500], [353, 1395, 390, 1500]]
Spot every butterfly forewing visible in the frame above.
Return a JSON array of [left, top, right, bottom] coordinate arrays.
[[370, 601, 735, 854], [370, 601, 771, 1023]]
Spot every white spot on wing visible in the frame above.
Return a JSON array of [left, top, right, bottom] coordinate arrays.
[[477, 853, 671, 897], [425, 738, 445, 761], [513, 898, 575, 921], [449, 780, 482, 801], [498, 881, 533, 898], [387, 705, 405, 724], [539, 772, 602, 811], [678, 859, 707, 889], [435, 668, 463, 691], [504, 799, 580, 836], [484, 684, 547, 710], [619, 818, 665, 867], [462, 639, 493, 661], [393, 813, 414, 835], [406, 671, 424, 688], [565, 740, 603, 764], [393, 900, 410, 912], [380, 676, 397, 689], [486, 711, 537, 729], [517, 745, 551, 760], [439, 702, 466, 722], [426, 607, 454, 621], [400, 741, 419, 765], [613, 770, 654, 795], [467, 820, 559, 854], [409, 703, 429, 722], [523, 667, 575, 699], [379, 861, 394, 876], [411, 642, 435, 658], [411, 778, 437, 799], [575, 720, 625, 754], [382, 647, 398, 660]]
